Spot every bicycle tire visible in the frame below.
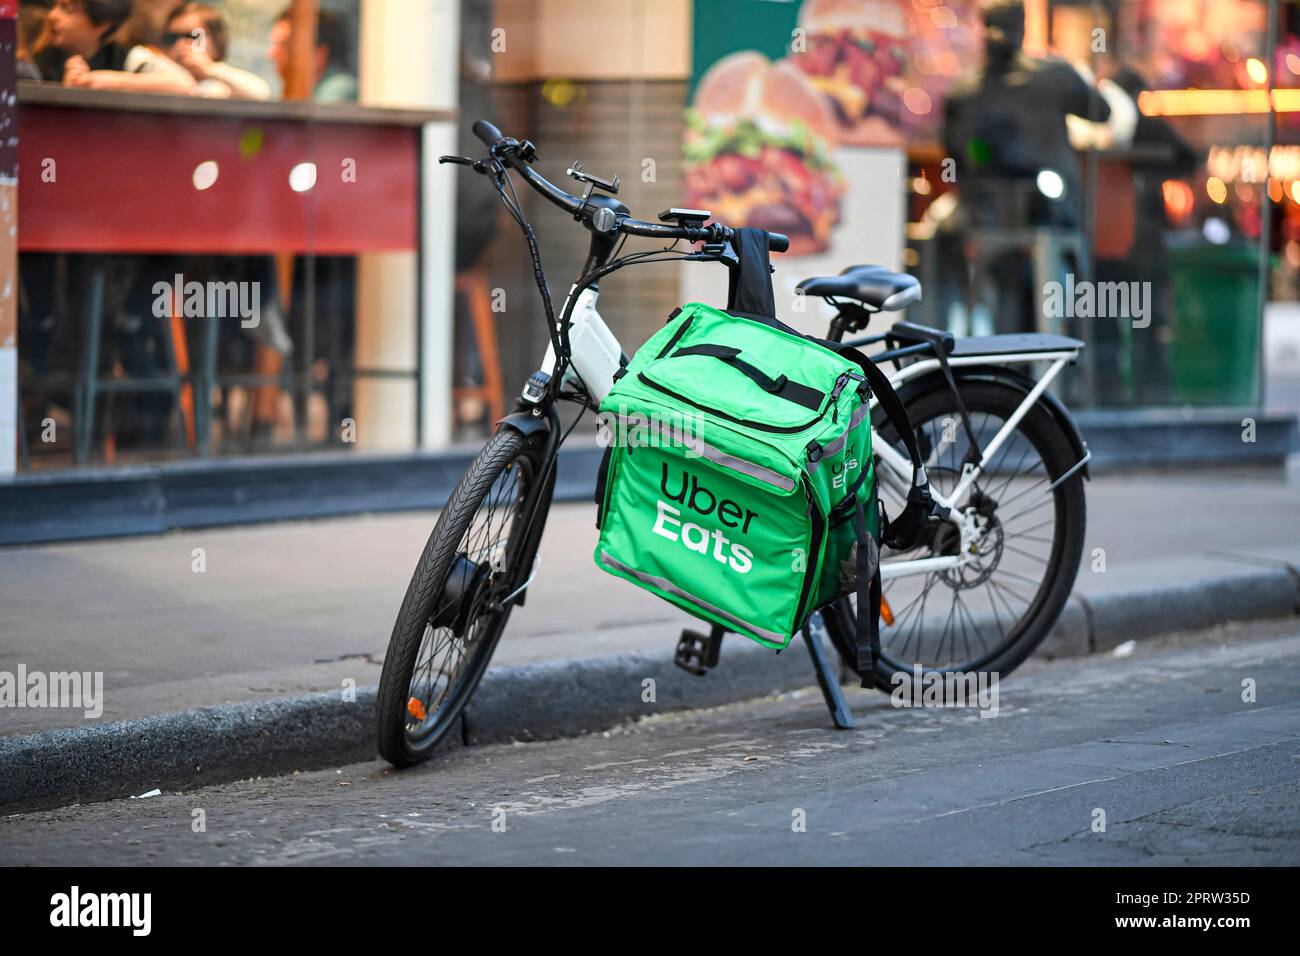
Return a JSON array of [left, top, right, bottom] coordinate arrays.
[[376, 428, 543, 767], [824, 379, 1087, 687]]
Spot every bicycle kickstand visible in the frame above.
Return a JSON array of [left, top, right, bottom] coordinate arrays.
[[802, 612, 855, 729]]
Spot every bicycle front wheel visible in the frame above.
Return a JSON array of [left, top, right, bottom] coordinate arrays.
[[376, 428, 544, 767], [825, 378, 1087, 686]]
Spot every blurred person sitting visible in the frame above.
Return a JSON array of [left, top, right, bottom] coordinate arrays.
[[163, 2, 271, 100], [33, 0, 195, 93], [262, 8, 359, 447], [267, 6, 356, 103], [16, 0, 53, 81]]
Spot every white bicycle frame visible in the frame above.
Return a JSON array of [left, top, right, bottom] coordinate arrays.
[[535, 287, 1087, 583]]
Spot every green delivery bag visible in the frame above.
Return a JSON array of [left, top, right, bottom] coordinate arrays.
[[594, 301, 880, 649]]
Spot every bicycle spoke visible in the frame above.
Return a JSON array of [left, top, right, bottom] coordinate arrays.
[[986, 577, 1027, 625], [996, 496, 1055, 528], [994, 474, 1051, 511], [884, 582, 930, 643], [985, 579, 1009, 642], [1002, 541, 1050, 563], [1004, 532, 1054, 547], [1000, 515, 1055, 537], [936, 597, 959, 664], [955, 590, 989, 658], [993, 567, 1048, 589], [988, 574, 1034, 606], [985, 433, 1029, 490], [893, 571, 938, 660]]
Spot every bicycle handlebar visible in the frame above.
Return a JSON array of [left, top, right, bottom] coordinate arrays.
[[472, 119, 505, 148], [464, 120, 789, 254], [617, 217, 790, 253]]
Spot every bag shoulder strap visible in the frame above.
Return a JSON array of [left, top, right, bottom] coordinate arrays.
[[831, 344, 939, 685], [828, 343, 934, 552], [850, 499, 882, 684], [779, 335, 936, 683]]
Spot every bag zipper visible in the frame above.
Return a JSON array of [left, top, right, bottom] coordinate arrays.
[[828, 371, 865, 424]]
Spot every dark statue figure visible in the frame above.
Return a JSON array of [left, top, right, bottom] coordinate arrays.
[[938, 0, 1112, 337], [943, 0, 1111, 230]]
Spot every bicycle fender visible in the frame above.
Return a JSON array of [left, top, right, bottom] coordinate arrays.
[[495, 409, 552, 440], [496, 406, 558, 608], [892, 365, 1091, 481]]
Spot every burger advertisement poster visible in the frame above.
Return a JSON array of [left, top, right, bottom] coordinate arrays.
[[682, 0, 977, 322]]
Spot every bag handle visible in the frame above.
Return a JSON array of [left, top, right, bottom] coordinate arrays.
[[670, 344, 824, 412]]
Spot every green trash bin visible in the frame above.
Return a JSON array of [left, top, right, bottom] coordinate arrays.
[[1167, 241, 1261, 406]]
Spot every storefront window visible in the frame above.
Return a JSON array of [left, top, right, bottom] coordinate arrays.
[[1084, 0, 1273, 408], [12, 0, 1291, 469], [902, 0, 1281, 411], [14, 0, 436, 469]]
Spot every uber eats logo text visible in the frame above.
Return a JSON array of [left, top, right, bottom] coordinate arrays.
[[653, 464, 755, 573], [830, 455, 860, 490]]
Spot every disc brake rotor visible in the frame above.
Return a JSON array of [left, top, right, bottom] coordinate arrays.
[[940, 513, 1004, 590]]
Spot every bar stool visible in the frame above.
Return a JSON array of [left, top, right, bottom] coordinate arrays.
[[74, 257, 194, 464], [453, 266, 505, 429]]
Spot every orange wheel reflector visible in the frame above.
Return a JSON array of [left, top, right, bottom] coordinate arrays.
[[880, 596, 895, 627], [406, 697, 427, 722]]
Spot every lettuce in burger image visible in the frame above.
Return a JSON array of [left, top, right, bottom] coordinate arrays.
[[685, 51, 845, 257]]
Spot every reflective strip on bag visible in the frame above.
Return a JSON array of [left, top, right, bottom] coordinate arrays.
[[599, 550, 790, 645]]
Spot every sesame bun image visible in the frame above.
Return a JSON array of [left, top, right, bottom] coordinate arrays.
[[685, 52, 845, 256], [793, 0, 911, 146]]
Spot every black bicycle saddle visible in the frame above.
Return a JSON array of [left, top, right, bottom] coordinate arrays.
[[798, 264, 922, 312]]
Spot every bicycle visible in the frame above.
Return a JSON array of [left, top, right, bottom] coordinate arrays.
[[376, 121, 1090, 766]]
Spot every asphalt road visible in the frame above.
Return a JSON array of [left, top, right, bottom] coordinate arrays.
[[3, 618, 1299, 866]]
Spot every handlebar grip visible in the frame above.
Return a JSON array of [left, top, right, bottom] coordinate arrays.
[[472, 120, 505, 148], [768, 233, 790, 254]]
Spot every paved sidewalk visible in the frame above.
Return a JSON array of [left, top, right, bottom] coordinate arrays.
[[1, 465, 1298, 738]]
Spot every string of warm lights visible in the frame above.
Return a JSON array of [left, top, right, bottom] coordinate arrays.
[[1138, 55, 1300, 115]]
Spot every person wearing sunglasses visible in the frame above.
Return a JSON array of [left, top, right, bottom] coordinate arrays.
[[34, 0, 195, 93], [163, 2, 271, 101]]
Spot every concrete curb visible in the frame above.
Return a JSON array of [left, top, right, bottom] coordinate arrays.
[[1037, 561, 1300, 658], [3, 564, 1297, 814], [0, 445, 606, 546]]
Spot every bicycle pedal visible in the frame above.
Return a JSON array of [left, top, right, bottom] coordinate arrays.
[[673, 626, 724, 675]]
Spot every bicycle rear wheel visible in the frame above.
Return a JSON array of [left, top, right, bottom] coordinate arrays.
[[376, 428, 544, 767], [825, 378, 1086, 686]]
